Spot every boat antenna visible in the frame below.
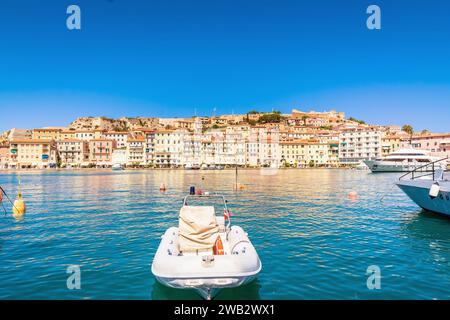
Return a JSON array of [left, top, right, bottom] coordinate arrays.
[[235, 164, 238, 191]]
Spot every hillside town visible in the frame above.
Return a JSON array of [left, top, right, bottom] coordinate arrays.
[[0, 109, 449, 169]]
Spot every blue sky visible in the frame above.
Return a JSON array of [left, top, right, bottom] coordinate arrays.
[[1, 0, 450, 132]]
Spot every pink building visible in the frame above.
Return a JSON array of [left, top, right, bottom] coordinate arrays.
[[88, 139, 117, 166], [401, 133, 450, 158]]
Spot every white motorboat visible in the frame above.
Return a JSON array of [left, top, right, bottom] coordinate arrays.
[[151, 194, 262, 299], [364, 148, 447, 173], [397, 157, 450, 217], [112, 163, 124, 171]]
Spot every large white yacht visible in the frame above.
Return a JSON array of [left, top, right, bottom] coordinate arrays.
[[364, 149, 447, 173]]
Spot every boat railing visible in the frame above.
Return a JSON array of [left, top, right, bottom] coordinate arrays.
[[399, 156, 449, 181]]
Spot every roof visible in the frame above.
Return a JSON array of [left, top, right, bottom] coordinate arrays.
[[11, 139, 53, 144], [56, 139, 85, 143], [33, 128, 63, 132]]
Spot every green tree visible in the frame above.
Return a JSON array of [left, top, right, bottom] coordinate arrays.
[[348, 117, 366, 125], [402, 125, 414, 135]]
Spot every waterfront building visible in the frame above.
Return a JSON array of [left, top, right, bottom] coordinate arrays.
[[56, 140, 89, 167], [246, 126, 279, 167], [88, 139, 116, 167], [0, 144, 9, 169], [279, 140, 308, 167], [9, 139, 57, 169], [306, 140, 333, 167], [126, 136, 146, 166], [142, 130, 156, 166], [339, 127, 382, 165], [154, 130, 185, 167], [112, 149, 127, 166], [401, 133, 450, 158]]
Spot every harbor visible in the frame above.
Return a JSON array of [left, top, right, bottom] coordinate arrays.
[[1, 169, 450, 299]]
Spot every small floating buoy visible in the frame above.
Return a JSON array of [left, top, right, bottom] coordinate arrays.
[[13, 193, 26, 215], [196, 189, 203, 195], [348, 191, 358, 200], [159, 183, 167, 192], [0, 190, 3, 203], [234, 183, 246, 190]]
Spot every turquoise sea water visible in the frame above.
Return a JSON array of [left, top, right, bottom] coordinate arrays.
[[1, 169, 450, 300]]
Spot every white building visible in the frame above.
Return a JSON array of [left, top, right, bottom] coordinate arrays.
[[154, 129, 185, 167], [112, 148, 127, 166], [126, 136, 146, 166], [339, 127, 382, 164], [103, 132, 129, 148]]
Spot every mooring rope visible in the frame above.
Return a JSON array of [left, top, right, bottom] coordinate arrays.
[[0, 186, 20, 214]]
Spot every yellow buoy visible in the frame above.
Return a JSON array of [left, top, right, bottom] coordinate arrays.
[[13, 193, 26, 215], [13, 174, 26, 215]]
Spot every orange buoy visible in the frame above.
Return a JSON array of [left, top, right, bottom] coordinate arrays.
[[213, 235, 224, 255], [196, 189, 203, 195], [0, 190, 3, 203], [348, 191, 358, 200]]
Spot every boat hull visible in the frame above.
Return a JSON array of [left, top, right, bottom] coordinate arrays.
[[364, 160, 440, 173], [396, 180, 450, 216]]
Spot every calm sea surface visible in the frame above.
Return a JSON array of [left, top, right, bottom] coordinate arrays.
[[1, 169, 450, 300]]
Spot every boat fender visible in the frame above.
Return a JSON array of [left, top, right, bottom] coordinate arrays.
[[429, 183, 440, 199], [213, 236, 225, 255]]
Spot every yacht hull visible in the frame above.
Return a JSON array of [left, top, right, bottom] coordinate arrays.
[[364, 160, 437, 173], [396, 180, 450, 216]]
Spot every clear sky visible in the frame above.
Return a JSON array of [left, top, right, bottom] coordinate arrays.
[[1, 0, 450, 132]]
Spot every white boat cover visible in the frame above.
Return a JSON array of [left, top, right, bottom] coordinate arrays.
[[178, 206, 219, 251]]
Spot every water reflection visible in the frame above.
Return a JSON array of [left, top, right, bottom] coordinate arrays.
[[1, 169, 450, 299], [151, 279, 262, 300]]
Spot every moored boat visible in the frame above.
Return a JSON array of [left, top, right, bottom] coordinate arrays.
[[396, 157, 450, 217], [364, 148, 447, 173], [151, 193, 262, 299], [112, 163, 124, 171]]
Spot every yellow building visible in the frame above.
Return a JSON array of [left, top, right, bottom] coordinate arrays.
[[279, 139, 338, 167], [32, 128, 63, 140], [382, 134, 405, 156], [60, 130, 77, 140], [279, 140, 308, 167], [9, 139, 57, 169]]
